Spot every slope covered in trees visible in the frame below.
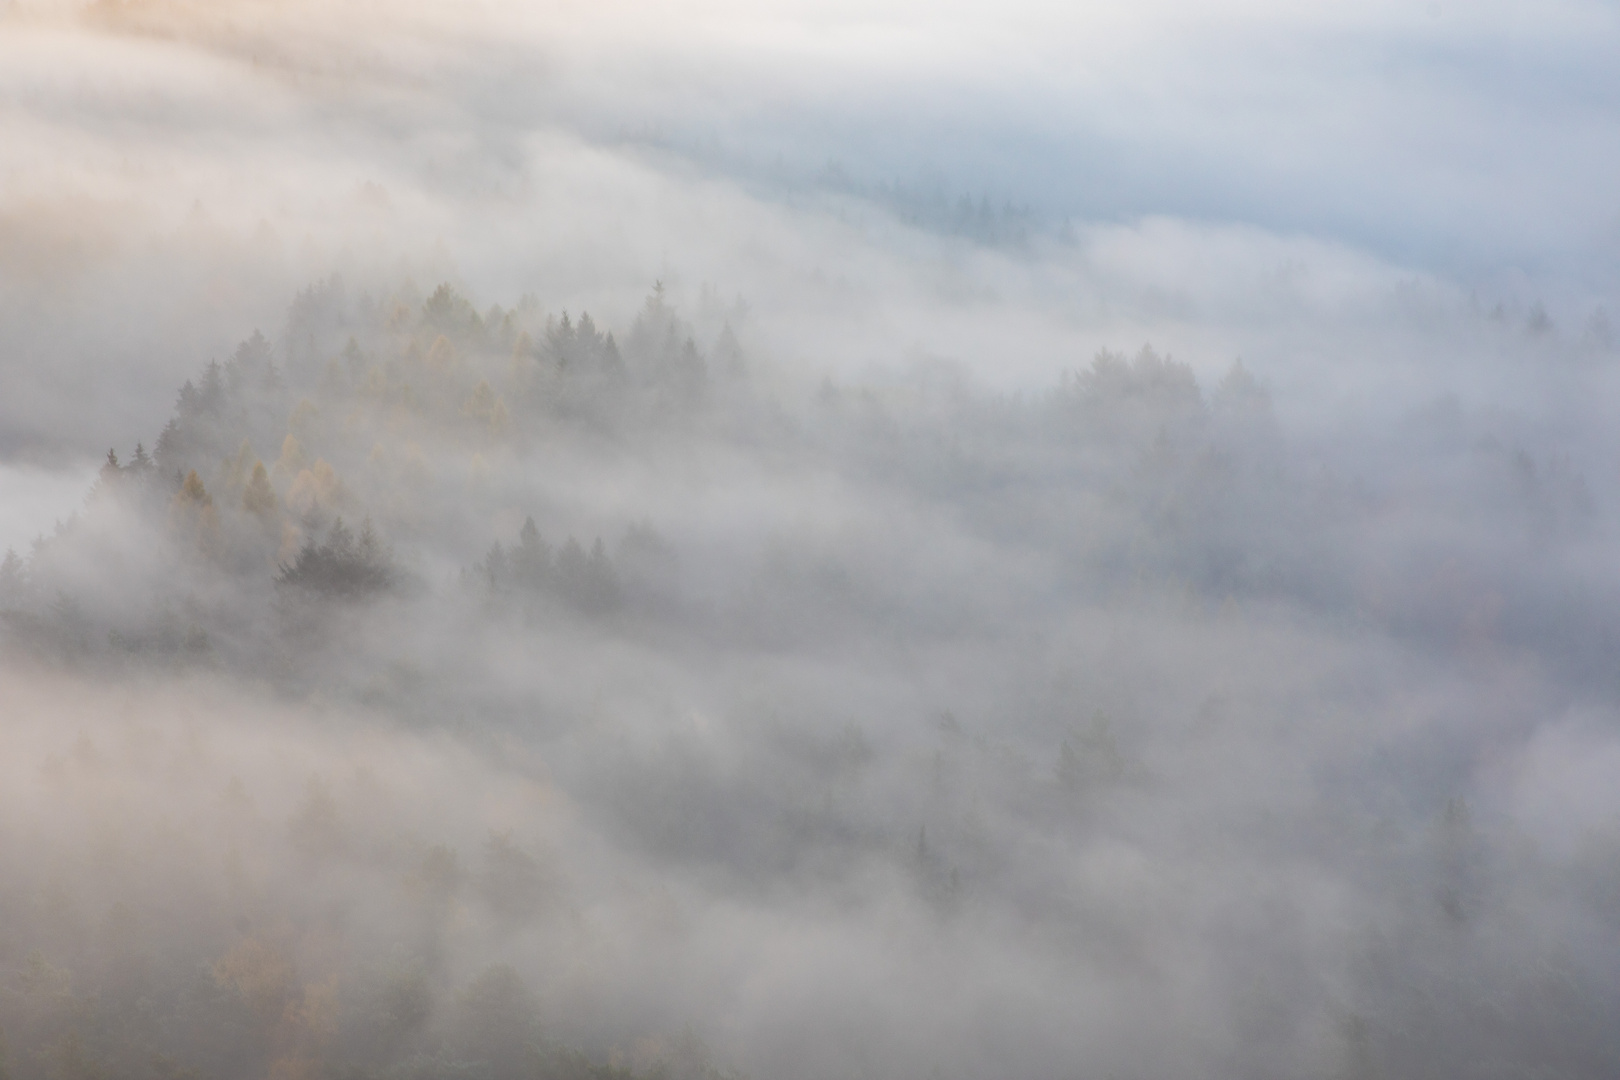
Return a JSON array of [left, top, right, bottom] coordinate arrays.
[[1, 276, 1619, 1080]]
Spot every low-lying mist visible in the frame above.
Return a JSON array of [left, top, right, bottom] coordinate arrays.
[[2, 270, 1619, 1080], [6, 2, 1620, 1079]]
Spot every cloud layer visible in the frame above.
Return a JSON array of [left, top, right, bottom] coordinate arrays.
[[2, 3, 1620, 1079]]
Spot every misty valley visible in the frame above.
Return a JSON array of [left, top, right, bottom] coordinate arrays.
[[1, 275, 1617, 1080]]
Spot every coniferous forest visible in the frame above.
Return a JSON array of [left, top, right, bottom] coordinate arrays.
[[4, 272, 1620, 1080], [6, 3, 1620, 1079]]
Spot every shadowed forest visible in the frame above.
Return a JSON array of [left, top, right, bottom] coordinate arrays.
[[3, 274, 1620, 1080]]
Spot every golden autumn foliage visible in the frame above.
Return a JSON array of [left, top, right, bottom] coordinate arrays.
[[273, 433, 308, 487], [510, 331, 533, 369], [461, 380, 510, 435], [177, 470, 210, 507], [288, 399, 319, 438], [284, 460, 344, 518], [213, 937, 296, 1021], [225, 438, 256, 492], [213, 939, 341, 1080], [170, 470, 220, 553], [426, 334, 458, 372], [284, 976, 340, 1044]]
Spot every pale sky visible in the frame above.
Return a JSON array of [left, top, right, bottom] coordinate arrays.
[[0, 0, 1615, 451]]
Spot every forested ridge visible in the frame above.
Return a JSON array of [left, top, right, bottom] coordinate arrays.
[[2, 276, 1619, 1080], [8, 0, 1620, 1075], [5, 276, 1603, 682]]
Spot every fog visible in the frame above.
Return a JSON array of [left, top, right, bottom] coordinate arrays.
[[3, 2, 1620, 1079]]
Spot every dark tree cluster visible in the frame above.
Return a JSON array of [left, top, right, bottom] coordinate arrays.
[[472, 518, 621, 615], [277, 517, 394, 598]]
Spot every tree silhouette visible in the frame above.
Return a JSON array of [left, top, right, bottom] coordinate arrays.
[[276, 517, 392, 597], [242, 462, 277, 518]]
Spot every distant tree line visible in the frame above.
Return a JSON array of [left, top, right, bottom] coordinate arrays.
[[470, 517, 622, 615]]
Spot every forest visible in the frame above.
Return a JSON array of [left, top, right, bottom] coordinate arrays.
[[2, 271, 1619, 1080], [9, 0, 1620, 1074]]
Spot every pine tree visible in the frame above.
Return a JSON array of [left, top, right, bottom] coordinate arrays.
[[342, 336, 365, 377], [714, 322, 745, 379], [277, 517, 392, 597], [198, 360, 225, 414], [482, 542, 508, 591], [601, 332, 626, 380], [554, 537, 587, 604], [232, 328, 273, 369], [0, 548, 25, 607], [357, 517, 387, 568], [325, 517, 355, 561], [176, 379, 200, 417], [543, 313, 575, 372], [512, 516, 551, 589], [91, 449, 123, 500], [243, 462, 277, 518], [154, 419, 187, 472]]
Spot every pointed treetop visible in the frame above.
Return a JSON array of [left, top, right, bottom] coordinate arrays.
[[178, 470, 212, 507], [243, 461, 277, 517]]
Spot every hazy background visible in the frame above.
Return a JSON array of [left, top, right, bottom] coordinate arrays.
[[4, 0, 1619, 458], [3, 3, 1620, 1079]]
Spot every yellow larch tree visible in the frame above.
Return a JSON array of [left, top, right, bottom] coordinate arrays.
[[170, 470, 220, 555]]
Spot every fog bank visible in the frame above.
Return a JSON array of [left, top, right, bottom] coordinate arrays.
[[3, 3, 1620, 1078]]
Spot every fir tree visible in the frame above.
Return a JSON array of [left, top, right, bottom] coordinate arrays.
[[0, 548, 24, 607], [243, 462, 277, 518]]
